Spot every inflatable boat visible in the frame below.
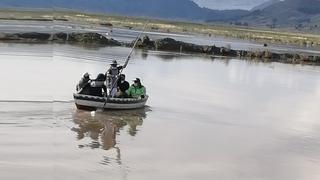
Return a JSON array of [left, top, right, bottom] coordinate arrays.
[[74, 93, 149, 111]]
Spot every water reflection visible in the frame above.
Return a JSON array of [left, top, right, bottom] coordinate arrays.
[[140, 50, 149, 59], [71, 108, 148, 167], [137, 49, 184, 61], [72, 108, 148, 150]]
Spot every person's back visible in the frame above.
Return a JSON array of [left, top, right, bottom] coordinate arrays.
[[77, 73, 91, 94], [77, 78, 89, 90], [126, 78, 146, 99], [79, 83, 91, 95], [89, 74, 107, 97], [118, 81, 130, 93]]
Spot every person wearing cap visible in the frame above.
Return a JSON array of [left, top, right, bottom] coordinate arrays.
[[126, 78, 146, 99], [106, 60, 124, 97], [116, 74, 130, 98], [77, 72, 91, 94]]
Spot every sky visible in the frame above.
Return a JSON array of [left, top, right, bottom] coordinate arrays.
[[193, 0, 270, 10]]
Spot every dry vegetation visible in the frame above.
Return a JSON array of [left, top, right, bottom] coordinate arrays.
[[1, 8, 320, 47]]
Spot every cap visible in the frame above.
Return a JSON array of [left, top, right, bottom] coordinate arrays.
[[133, 78, 141, 83], [110, 60, 118, 65]]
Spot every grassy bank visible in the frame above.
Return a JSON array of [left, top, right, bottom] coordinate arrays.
[[1, 8, 320, 47]]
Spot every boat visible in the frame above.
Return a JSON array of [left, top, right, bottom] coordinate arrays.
[[74, 93, 149, 111], [74, 21, 150, 111]]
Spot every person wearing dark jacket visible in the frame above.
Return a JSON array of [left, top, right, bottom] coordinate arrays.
[[77, 72, 91, 95], [116, 74, 130, 98], [89, 74, 107, 97]]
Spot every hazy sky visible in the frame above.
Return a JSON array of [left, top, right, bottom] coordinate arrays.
[[193, 0, 270, 10]]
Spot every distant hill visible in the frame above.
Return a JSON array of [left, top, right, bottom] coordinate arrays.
[[0, 0, 248, 21], [241, 0, 320, 29], [1, 0, 319, 30], [250, 0, 280, 11]]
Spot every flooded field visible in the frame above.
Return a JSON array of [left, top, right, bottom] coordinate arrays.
[[1, 43, 320, 180], [1, 20, 320, 55]]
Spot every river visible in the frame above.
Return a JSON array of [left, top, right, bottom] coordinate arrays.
[[0, 42, 320, 180]]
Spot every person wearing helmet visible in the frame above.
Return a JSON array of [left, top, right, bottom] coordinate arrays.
[[106, 60, 124, 97]]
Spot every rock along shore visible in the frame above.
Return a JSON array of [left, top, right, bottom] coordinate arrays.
[[0, 32, 319, 66]]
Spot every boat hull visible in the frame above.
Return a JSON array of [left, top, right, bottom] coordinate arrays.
[[73, 93, 148, 110]]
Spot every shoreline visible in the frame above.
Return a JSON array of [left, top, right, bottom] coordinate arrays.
[[0, 9, 320, 48], [0, 31, 319, 66]]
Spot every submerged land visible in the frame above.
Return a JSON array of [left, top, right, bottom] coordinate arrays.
[[0, 9, 320, 66], [1, 32, 320, 66]]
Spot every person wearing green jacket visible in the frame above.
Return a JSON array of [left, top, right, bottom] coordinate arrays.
[[126, 78, 146, 99]]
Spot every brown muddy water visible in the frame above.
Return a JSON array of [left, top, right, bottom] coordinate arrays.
[[0, 43, 320, 180]]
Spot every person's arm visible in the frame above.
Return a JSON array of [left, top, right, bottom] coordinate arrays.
[[141, 87, 146, 98], [118, 66, 123, 71], [123, 60, 128, 69], [126, 86, 132, 97], [125, 82, 130, 91], [142, 87, 146, 94], [106, 67, 111, 76], [102, 85, 107, 94]]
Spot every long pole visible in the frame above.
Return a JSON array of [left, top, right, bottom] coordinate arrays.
[[122, 20, 150, 70], [106, 20, 149, 99]]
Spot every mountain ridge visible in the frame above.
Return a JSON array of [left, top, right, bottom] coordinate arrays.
[[0, 0, 248, 21], [241, 0, 320, 29], [251, 0, 281, 11], [0, 0, 319, 29]]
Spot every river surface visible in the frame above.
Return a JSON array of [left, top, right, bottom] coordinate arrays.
[[0, 43, 320, 180]]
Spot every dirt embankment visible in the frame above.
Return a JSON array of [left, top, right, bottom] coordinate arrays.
[[0, 32, 121, 46], [0, 32, 319, 65]]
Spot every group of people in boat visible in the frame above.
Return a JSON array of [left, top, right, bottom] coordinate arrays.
[[76, 60, 146, 99]]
